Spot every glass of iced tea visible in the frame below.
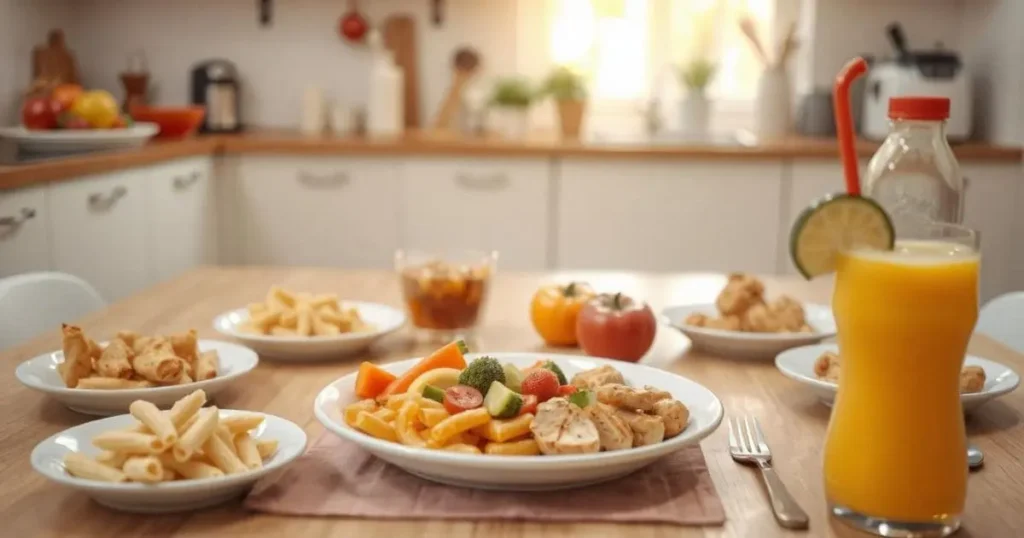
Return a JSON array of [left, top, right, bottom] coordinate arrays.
[[395, 250, 497, 340]]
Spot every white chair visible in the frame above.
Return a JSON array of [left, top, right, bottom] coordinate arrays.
[[977, 292, 1024, 354], [0, 272, 106, 351]]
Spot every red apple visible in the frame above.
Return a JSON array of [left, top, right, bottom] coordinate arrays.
[[21, 96, 61, 130], [576, 292, 657, 362]]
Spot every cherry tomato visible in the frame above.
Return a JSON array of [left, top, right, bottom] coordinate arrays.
[[518, 394, 538, 416], [557, 385, 577, 396], [576, 292, 657, 362], [520, 369, 560, 402], [443, 385, 483, 415]]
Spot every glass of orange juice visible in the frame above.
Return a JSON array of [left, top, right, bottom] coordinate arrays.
[[824, 217, 979, 537]]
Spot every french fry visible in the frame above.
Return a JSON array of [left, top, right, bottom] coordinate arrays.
[[483, 438, 541, 456], [354, 411, 398, 442], [429, 408, 491, 446]]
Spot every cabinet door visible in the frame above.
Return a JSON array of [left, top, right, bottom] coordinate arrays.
[[50, 170, 149, 301], [237, 156, 401, 268], [145, 157, 215, 283], [962, 163, 1021, 301], [401, 158, 551, 270], [556, 159, 783, 273], [0, 185, 51, 278]]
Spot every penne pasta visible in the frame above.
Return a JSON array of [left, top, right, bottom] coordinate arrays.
[[372, 408, 397, 422], [295, 307, 313, 337], [344, 400, 378, 426], [194, 351, 219, 381], [220, 413, 264, 435], [122, 456, 164, 484], [94, 450, 128, 469], [354, 411, 398, 442], [162, 468, 177, 481], [158, 453, 224, 480], [396, 400, 426, 448], [169, 330, 198, 367], [60, 324, 94, 388], [429, 408, 491, 446], [255, 439, 278, 459], [278, 310, 298, 329], [168, 389, 206, 429], [234, 433, 262, 469], [92, 431, 164, 454], [129, 400, 178, 446], [116, 330, 139, 349], [419, 408, 450, 428], [249, 310, 282, 334], [96, 339, 134, 379], [442, 443, 482, 454], [174, 407, 219, 462], [133, 345, 184, 385], [215, 425, 237, 455], [76, 377, 153, 390], [270, 326, 297, 336], [202, 434, 248, 475], [177, 370, 194, 385], [483, 438, 541, 456], [64, 453, 127, 482], [308, 293, 338, 310]]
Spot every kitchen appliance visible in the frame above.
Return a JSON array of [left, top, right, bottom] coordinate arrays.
[[190, 60, 242, 133], [862, 23, 971, 142]]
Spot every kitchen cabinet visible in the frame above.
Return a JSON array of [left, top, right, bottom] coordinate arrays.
[[50, 169, 149, 301], [235, 156, 402, 268], [0, 185, 50, 278], [961, 163, 1021, 301], [145, 156, 216, 284], [556, 159, 784, 273], [400, 158, 551, 270]]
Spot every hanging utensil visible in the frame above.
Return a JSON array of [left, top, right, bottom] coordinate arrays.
[[339, 0, 369, 43]]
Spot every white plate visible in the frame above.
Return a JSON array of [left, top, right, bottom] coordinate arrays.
[[662, 303, 836, 360], [213, 301, 406, 361], [0, 123, 158, 153], [31, 410, 307, 513], [314, 352, 724, 491], [775, 343, 1021, 412], [16, 340, 259, 415]]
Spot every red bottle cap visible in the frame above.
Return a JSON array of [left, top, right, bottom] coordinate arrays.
[[888, 97, 950, 121]]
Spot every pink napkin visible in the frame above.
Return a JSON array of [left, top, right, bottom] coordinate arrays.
[[244, 433, 725, 526]]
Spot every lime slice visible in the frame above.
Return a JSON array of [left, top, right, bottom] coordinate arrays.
[[790, 193, 894, 279]]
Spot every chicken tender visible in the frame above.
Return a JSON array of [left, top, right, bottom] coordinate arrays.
[[530, 398, 600, 455], [768, 295, 807, 332], [960, 366, 986, 393], [595, 384, 671, 412], [652, 399, 690, 438], [614, 409, 666, 447], [716, 273, 765, 316], [584, 403, 634, 451], [571, 365, 626, 390], [813, 351, 841, 383]]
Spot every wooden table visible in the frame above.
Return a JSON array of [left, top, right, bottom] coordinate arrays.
[[3, 268, 1022, 537]]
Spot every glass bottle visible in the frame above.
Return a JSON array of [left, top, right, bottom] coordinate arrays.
[[863, 97, 963, 223]]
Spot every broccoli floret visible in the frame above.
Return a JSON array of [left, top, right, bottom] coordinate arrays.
[[541, 360, 568, 385], [458, 356, 506, 394]]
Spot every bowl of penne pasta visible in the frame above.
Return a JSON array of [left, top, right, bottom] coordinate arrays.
[[30, 389, 307, 513], [313, 344, 724, 491], [15, 325, 259, 415], [212, 286, 406, 361]]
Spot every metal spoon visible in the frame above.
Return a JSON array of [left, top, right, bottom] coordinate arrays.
[[968, 444, 984, 470]]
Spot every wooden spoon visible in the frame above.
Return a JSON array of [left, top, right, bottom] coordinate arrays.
[[433, 47, 480, 130]]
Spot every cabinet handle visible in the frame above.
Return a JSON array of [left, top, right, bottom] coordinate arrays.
[[0, 207, 36, 231], [297, 171, 350, 188], [172, 173, 201, 190], [455, 172, 509, 191], [88, 186, 127, 210]]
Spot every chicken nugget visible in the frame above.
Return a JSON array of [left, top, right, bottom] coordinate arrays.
[[716, 273, 765, 316]]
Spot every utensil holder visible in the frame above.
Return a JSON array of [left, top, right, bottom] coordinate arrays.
[[755, 67, 791, 139]]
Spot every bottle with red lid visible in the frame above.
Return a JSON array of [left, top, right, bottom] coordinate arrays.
[[863, 96, 963, 223]]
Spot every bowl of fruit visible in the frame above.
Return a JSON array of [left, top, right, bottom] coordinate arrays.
[[0, 84, 158, 154]]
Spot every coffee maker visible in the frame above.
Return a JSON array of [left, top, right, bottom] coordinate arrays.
[[191, 59, 242, 133]]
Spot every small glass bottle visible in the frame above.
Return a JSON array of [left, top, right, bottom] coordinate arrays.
[[864, 97, 964, 223]]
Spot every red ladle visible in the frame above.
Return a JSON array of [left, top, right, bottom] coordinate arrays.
[[339, 0, 368, 43]]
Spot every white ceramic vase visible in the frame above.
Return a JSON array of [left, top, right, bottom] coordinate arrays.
[[679, 92, 711, 138], [755, 67, 792, 139], [490, 107, 529, 140]]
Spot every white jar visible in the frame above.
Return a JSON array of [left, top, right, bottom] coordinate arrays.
[[755, 67, 791, 139], [679, 91, 711, 138]]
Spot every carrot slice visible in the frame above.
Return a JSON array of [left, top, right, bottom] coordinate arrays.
[[380, 340, 469, 398], [355, 361, 398, 399]]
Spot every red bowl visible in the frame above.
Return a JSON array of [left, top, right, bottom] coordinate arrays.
[[128, 105, 206, 139]]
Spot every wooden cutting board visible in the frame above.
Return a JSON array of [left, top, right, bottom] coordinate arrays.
[[383, 15, 419, 129]]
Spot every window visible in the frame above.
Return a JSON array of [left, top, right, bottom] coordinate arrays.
[[543, 0, 777, 132]]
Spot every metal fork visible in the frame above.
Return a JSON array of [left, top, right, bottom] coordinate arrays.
[[728, 416, 809, 529]]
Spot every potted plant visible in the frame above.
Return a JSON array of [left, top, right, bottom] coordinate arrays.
[[542, 66, 587, 139], [489, 77, 534, 139], [678, 59, 716, 137]]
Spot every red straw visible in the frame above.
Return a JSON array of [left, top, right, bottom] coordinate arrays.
[[833, 57, 869, 196]]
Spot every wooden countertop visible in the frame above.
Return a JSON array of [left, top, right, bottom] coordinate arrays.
[[1, 129, 1020, 191], [3, 267, 1023, 537]]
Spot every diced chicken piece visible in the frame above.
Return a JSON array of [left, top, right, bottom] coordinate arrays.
[[530, 398, 600, 455], [653, 399, 690, 438], [584, 403, 633, 451], [716, 273, 765, 316], [960, 366, 986, 393], [813, 351, 841, 383], [595, 383, 671, 412], [571, 365, 626, 390], [614, 409, 665, 447]]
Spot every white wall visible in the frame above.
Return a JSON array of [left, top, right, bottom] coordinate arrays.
[[961, 0, 1024, 145], [66, 0, 519, 129], [0, 0, 75, 124]]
